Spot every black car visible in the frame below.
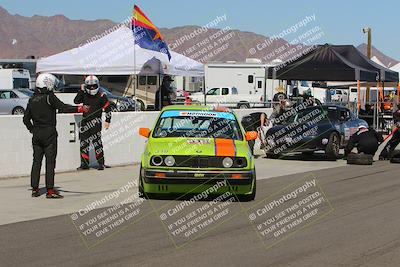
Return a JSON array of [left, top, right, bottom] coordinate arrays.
[[264, 105, 368, 159]]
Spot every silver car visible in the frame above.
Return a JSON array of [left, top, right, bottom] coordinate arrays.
[[0, 89, 30, 115]]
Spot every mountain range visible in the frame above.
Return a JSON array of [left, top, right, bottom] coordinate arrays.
[[0, 6, 398, 67]]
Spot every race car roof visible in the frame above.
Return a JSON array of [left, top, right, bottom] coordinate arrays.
[[161, 105, 233, 112], [161, 110, 235, 120]]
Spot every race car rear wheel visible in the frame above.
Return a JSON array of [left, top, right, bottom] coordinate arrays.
[[325, 132, 340, 160]]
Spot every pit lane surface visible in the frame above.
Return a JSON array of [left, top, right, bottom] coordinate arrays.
[[1, 160, 400, 266]]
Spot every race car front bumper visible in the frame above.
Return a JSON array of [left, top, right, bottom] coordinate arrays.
[[141, 168, 255, 195]]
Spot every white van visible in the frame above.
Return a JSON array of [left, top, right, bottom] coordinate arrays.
[[0, 68, 31, 89], [205, 60, 285, 102], [190, 86, 263, 108]]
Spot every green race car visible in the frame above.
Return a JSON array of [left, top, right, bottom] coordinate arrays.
[[138, 105, 257, 201]]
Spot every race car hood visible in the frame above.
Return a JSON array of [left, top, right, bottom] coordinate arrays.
[[147, 137, 249, 157]]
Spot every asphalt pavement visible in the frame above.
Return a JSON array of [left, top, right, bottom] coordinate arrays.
[[1, 158, 400, 266]]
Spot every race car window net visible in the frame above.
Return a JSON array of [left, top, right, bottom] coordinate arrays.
[[153, 116, 243, 140]]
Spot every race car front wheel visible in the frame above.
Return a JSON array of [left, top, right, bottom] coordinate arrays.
[[138, 166, 148, 199], [239, 170, 256, 202], [325, 132, 340, 160]]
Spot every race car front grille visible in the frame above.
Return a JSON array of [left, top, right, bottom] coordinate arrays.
[[150, 155, 247, 168]]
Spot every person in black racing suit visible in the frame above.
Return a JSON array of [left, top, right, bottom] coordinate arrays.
[[74, 75, 112, 171], [23, 73, 88, 198], [345, 125, 383, 157]]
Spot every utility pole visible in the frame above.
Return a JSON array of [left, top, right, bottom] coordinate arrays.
[[363, 27, 372, 102]]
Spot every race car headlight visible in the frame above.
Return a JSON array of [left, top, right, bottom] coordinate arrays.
[[164, 156, 175, 167], [234, 157, 246, 168], [151, 156, 163, 166], [222, 157, 233, 168]]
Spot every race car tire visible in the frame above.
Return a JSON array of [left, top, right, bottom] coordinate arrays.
[[325, 132, 340, 160], [347, 153, 373, 165], [138, 167, 148, 199], [239, 171, 256, 202]]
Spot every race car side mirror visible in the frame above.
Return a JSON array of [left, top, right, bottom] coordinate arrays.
[[139, 128, 151, 138], [245, 131, 258, 141]]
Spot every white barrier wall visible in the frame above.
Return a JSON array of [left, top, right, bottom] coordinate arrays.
[[0, 108, 272, 178]]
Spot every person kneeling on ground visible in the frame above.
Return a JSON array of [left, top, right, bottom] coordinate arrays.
[[345, 125, 383, 158]]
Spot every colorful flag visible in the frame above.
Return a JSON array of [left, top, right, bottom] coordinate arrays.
[[132, 5, 171, 60]]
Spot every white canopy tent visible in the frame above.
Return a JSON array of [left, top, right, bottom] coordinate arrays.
[[37, 26, 204, 77], [371, 56, 386, 67], [390, 62, 400, 74]]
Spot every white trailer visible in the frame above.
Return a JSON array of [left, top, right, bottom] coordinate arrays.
[[295, 81, 332, 103], [204, 59, 284, 102], [0, 68, 32, 90]]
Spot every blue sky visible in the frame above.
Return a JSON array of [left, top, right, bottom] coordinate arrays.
[[1, 0, 399, 59]]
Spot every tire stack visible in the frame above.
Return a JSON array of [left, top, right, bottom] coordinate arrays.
[[347, 153, 373, 165], [390, 150, 400, 164]]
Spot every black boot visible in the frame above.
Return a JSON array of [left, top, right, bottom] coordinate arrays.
[[31, 188, 40, 197], [77, 164, 90, 171]]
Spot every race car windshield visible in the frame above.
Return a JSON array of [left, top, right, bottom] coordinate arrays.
[[153, 111, 243, 140]]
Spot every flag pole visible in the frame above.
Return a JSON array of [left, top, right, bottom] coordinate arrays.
[[133, 7, 137, 110]]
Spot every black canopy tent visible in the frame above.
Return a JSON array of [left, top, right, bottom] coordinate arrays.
[[331, 45, 398, 82], [266, 43, 399, 130], [267, 44, 399, 82]]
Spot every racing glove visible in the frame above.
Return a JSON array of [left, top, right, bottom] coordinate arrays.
[[77, 105, 89, 113]]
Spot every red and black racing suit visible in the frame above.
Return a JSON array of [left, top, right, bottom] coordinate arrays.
[[380, 109, 400, 159], [74, 90, 112, 167]]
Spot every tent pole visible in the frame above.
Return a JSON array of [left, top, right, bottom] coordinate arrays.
[[158, 69, 161, 109], [263, 66, 267, 108], [357, 80, 361, 114], [203, 77, 206, 106], [397, 82, 400, 106]]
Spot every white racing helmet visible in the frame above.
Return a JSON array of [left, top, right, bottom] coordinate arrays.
[[84, 75, 100, 95], [36, 73, 60, 92]]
